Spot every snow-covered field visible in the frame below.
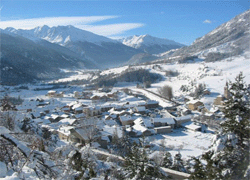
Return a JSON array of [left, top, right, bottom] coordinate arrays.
[[149, 128, 215, 160]]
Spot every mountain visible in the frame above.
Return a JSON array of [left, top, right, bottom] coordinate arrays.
[[0, 31, 96, 85], [162, 9, 250, 62], [121, 34, 185, 54], [5, 25, 143, 69]]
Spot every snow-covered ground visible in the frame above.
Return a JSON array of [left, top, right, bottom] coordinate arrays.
[[148, 128, 215, 160]]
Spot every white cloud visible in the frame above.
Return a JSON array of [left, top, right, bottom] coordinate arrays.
[[0, 16, 117, 29], [203, 19, 212, 24], [77, 23, 144, 36], [0, 16, 144, 37]]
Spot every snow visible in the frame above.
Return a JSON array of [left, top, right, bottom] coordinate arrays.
[[0, 126, 11, 134], [150, 128, 215, 159], [1, 133, 31, 157], [121, 34, 183, 49], [153, 117, 175, 124], [0, 161, 7, 178], [181, 121, 201, 131]]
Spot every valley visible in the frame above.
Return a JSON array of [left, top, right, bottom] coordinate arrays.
[[0, 8, 249, 180]]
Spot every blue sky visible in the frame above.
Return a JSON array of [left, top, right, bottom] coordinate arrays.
[[0, 0, 249, 45]]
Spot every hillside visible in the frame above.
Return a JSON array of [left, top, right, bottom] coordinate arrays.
[[121, 34, 184, 54], [160, 9, 250, 62], [0, 32, 95, 85], [4, 25, 144, 69]]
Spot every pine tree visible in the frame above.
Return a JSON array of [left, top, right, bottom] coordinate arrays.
[[191, 72, 250, 179], [172, 152, 186, 172], [222, 72, 250, 146], [162, 151, 173, 168], [189, 157, 206, 180]]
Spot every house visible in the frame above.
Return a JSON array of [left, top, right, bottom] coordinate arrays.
[[57, 126, 74, 141], [133, 106, 146, 114], [160, 109, 176, 118], [47, 90, 56, 97], [69, 125, 99, 144], [174, 115, 192, 127], [134, 117, 154, 128], [101, 125, 123, 142], [90, 94, 109, 104], [119, 115, 136, 126], [132, 118, 152, 136], [74, 91, 81, 99], [203, 89, 211, 95], [132, 124, 152, 137], [154, 126, 172, 134], [61, 106, 70, 113], [145, 100, 159, 109], [187, 100, 204, 111], [47, 90, 64, 98], [214, 95, 226, 106], [83, 106, 101, 117], [151, 117, 175, 128], [181, 121, 201, 131], [82, 91, 93, 99]]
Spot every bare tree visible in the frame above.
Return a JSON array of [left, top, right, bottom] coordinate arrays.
[[157, 85, 173, 101]]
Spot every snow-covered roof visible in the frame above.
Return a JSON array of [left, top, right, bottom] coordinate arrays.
[[48, 90, 56, 93], [187, 100, 203, 104], [58, 126, 74, 136], [134, 106, 146, 112], [102, 125, 123, 138], [105, 119, 118, 126], [60, 118, 76, 125], [154, 126, 171, 130], [119, 115, 135, 122], [146, 100, 159, 104], [152, 117, 175, 124], [132, 123, 148, 133], [181, 122, 201, 131], [175, 115, 192, 122], [134, 117, 153, 128], [0, 126, 10, 134]]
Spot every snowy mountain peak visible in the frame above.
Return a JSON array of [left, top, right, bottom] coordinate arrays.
[[121, 34, 184, 49], [4, 25, 117, 46]]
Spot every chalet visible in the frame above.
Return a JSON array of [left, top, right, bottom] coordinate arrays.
[[154, 126, 172, 134], [131, 118, 153, 136], [203, 89, 211, 95], [61, 106, 70, 113], [69, 125, 98, 144], [57, 126, 74, 141], [47, 90, 64, 98], [187, 100, 204, 111], [152, 117, 175, 128], [160, 109, 176, 118], [74, 91, 81, 99], [83, 106, 101, 117], [145, 100, 159, 109], [119, 115, 136, 126], [174, 115, 192, 127], [82, 91, 93, 99], [134, 117, 154, 129], [132, 124, 152, 136], [133, 106, 146, 114], [214, 95, 226, 106], [181, 121, 201, 131]]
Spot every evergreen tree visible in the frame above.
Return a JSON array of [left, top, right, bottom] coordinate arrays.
[[172, 152, 186, 172], [162, 151, 173, 168], [191, 72, 250, 179], [222, 72, 250, 146], [124, 140, 164, 179], [189, 157, 206, 180]]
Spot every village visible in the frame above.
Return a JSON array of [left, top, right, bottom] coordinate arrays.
[[2, 81, 231, 152]]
